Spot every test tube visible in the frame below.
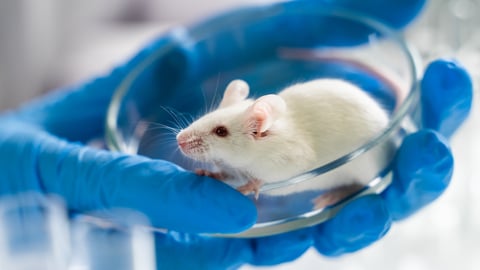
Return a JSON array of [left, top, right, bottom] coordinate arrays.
[[69, 209, 156, 270], [0, 192, 71, 270]]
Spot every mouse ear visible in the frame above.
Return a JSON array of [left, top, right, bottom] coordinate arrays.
[[218, 80, 250, 108], [246, 94, 286, 137]]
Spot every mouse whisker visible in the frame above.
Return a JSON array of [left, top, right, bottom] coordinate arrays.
[[210, 72, 223, 112], [159, 106, 193, 131], [146, 122, 181, 135]]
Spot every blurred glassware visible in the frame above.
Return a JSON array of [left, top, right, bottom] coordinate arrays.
[[0, 193, 71, 270], [69, 209, 156, 270]]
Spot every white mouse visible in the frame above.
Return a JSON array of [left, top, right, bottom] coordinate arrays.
[[176, 79, 392, 208]]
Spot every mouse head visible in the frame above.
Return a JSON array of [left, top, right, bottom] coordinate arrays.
[[176, 80, 286, 166]]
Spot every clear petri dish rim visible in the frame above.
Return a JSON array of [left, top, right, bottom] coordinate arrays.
[[105, 3, 421, 237]]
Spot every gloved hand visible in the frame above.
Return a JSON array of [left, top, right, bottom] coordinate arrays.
[[149, 1, 473, 269], [0, 1, 473, 270], [150, 58, 472, 269], [0, 33, 257, 234]]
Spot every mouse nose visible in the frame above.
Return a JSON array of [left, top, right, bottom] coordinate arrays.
[[176, 133, 187, 148], [176, 132, 203, 154], [177, 140, 187, 149]]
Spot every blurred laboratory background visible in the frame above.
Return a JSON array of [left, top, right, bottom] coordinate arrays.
[[0, 0, 479, 269]]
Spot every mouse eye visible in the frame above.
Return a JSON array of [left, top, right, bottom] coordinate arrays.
[[213, 126, 229, 137]]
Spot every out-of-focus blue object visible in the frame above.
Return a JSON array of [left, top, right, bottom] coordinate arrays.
[[0, 193, 157, 270], [0, 193, 70, 270], [308, 0, 427, 29], [70, 209, 156, 270], [0, 0, 474, 269]]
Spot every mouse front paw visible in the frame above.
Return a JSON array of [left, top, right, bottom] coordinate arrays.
[[237, 179, 262, 199], [195, 169, 227, 181]]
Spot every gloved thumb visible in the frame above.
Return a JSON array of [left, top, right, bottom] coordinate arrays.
[[0, 121, 256, 234]]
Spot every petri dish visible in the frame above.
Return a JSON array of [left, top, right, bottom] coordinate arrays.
[[106, 1, 421, 238]]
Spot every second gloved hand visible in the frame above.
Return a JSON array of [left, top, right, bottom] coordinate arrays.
[[149, 58, 472, 269]]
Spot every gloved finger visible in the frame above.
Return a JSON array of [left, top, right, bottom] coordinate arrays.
[[154, 229, 312, 269], [313, 195, 391, 257], [154, 232, 253, 270], [382, 129, 453, 220], [330, 0, 426, 29], [420, 59, 473, 138], [248, 228, 313, 266], [180, 2, 424, 78], [0, 124, 256, 234]]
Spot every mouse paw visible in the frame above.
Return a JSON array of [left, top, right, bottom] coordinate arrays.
[[237, 179, 262, 199], [312, 184, 364, 210], [195, 169, 227, 181]]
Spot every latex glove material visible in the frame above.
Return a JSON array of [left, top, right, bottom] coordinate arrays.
[[0, 36, 256, 234], [421, 59, 474, 138], [313, 0, 427, 29], [154, 229, 312, 269]]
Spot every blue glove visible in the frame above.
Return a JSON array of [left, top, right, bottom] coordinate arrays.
[[0, 36, 256, 234], [150, 59, 472, 269], [0, 1, 473, 270], [149, 1, 471, 269], [151, 1, 472, 267]]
